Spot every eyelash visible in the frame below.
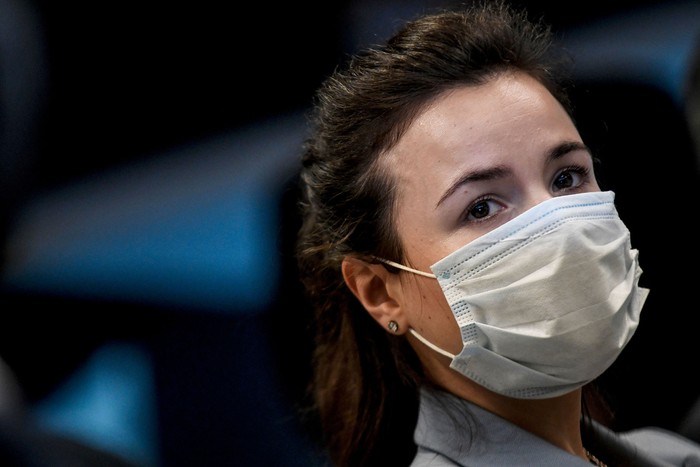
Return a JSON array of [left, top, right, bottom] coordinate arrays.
[[462, 195, 501, 224], [461, 164, 593, 224], [560, 164, 590, 178], [554, 164, 591, 191]]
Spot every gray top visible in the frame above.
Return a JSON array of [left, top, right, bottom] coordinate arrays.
[[411, 387, 700, 466]]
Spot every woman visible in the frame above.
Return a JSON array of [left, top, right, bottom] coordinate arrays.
[[295, 1, 700, 465]]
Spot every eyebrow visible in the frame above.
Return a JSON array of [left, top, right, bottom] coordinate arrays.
[[550, 141, 591, 160], [435, 140, 592, 209]]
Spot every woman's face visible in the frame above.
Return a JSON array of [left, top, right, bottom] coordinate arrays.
[[382, 71, 600, 356]]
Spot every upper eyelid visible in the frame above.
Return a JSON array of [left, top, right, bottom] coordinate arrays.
[[462, 163, 593, 222], [463, 196, 505, 223], [565, 165, 590, 176], [554, 164, 591, 178], [552, 165, 591, 190]]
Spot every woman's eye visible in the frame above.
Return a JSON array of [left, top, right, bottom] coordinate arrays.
[[552, 166, 588, 192], [465, 198, 503, 222]]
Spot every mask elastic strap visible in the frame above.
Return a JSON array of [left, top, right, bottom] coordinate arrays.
[[376, 258, 437, 279], [409, 328, 456, 359]]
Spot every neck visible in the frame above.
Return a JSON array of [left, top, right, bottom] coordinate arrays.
[[482, 389, 586, 455], [433, 364, 587, 458]]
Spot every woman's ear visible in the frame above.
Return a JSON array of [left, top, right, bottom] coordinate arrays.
[[342, 257, 406, 334]]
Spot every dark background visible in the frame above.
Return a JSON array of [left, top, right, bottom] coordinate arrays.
[[21, 0, 686, 190], [1, 1, 699, 466]]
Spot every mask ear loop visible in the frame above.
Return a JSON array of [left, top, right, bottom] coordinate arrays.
[[375, 258, 455, 359], [375, 258, 437, 278], [409, 328, 456, 359]]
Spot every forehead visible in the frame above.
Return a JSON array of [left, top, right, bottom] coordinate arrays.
[[380, 72, 575, 197]]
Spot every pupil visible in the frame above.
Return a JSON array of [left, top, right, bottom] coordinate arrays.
[[557, 172, 572, 188], [472, 202, 489, 218]]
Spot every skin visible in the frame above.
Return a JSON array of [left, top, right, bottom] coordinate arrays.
[[342, 70, 601, 460]]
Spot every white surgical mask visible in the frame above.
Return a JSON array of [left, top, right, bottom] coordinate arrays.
[[381, 190, 649, 399]]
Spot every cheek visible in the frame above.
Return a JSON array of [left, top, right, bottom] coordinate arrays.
[[404, 279, 463, 354]]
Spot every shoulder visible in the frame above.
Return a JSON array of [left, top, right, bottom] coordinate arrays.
[[410, 448, 459, 466], [584, 417, 700, 466], [620, 426, 700, 465]]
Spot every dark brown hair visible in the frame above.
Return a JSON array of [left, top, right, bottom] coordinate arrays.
[[296, 1, 573, 465]]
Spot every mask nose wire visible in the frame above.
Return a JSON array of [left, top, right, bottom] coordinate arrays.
[[375, 258, 437, 278]]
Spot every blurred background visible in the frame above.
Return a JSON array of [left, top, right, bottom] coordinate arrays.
[[0, 0, 698, 466]]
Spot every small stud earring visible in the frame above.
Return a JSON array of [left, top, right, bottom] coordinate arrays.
[[388, 320, 399, 333]]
